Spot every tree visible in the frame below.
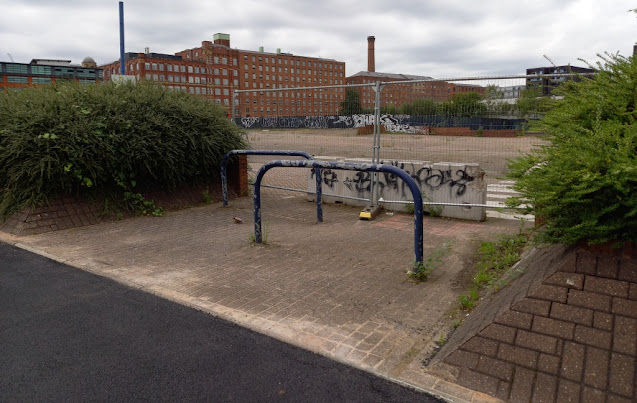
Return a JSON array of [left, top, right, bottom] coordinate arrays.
[[381, 102, 397, 114], [515, 87, 556, 118], [507, 53, 637, 245], [340, 89, 363, 115], [444, 92, 487, 117], [399, 98, 438, 116]]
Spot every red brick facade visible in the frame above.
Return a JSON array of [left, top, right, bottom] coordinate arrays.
[[100, 34, 346, 118], [346, 73, 486, 111]]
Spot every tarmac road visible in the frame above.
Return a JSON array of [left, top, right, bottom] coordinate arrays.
[[0, 242, 442, 402]]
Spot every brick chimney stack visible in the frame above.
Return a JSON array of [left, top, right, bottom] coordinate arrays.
[[367, 36, 375, 72]]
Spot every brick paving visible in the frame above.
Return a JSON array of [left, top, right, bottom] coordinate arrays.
[[434, 243, 637, 402], [0, 191, 524, 402]]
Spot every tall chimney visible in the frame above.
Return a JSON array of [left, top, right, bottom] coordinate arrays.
[[367, 36, 375, 72]]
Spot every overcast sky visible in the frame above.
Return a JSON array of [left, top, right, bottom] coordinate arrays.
[[1, 0, 635, 78]]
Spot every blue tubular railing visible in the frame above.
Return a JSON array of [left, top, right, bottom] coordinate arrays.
[[253, 160, 424, 265], [220, 150, 316, 207]]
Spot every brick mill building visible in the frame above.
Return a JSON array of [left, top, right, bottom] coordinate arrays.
[[0, 57, 102, 91], [345, 36, 485, 111], [100, 33, 346, 117]]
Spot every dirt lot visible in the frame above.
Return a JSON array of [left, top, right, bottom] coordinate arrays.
[[245, 128, 547, 181]]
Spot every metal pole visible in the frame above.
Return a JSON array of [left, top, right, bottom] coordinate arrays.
[[221, 149, 318, 207], [370, 81, 383, 206], [119, 2, 125, 76], [253, 160, 424, 264]]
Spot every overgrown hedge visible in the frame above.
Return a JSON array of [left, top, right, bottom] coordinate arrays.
[[0, 82, 246, 218], [508, 53, 637, 245]]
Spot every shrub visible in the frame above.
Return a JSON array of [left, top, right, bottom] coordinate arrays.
[[507, 53, 637, 245], [0, 82, 246, 218]]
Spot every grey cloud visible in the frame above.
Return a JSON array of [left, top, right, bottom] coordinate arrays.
[[1, 0, 634, 78]]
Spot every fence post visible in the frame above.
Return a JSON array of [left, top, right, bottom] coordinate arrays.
[[364, 81, 384, 218]]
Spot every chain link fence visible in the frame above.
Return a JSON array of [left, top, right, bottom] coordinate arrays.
[[230, 74, 577, 221]]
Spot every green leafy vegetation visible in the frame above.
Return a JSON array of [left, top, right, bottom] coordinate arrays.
[[507, 53, 637, 245], [0, 81, 246, 218], [408, 241, 452, 282], [458, 232, 529, 310], [340, 89, 372, 115]]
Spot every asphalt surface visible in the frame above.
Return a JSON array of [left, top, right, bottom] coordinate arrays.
[[0, 242, 443, 402]]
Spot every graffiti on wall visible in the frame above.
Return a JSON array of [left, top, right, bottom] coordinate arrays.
[[234, 114, 524, 132], [235, 114, 418, 132], [311, 161, 476, 199]]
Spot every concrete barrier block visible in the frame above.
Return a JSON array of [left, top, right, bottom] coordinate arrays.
[[307, 158, 487, 221]]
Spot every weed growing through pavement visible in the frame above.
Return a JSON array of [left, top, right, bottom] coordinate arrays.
[[458, 231, 529, 311], [408, 241, 452, 282]]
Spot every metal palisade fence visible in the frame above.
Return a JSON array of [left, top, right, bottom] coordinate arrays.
[[231, 74, 584, 221]]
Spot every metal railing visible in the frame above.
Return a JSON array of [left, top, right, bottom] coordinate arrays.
[[252, 160, 424, 265]]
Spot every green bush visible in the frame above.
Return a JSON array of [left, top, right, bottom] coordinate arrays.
[[0, 82, 246, 218], [507, 53, 637, 245]]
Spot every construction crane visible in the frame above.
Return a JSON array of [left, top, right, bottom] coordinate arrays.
[[7, 53, 14, 62]]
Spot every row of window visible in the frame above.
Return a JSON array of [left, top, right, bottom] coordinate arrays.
[[2, 64, 100, 78], [242, 54, 343, 70], [242, 77, 344, 87], [142, 73, 239, 87], [245, 107, 339, 115], [245, 99, 340, 107], [242, 91, 343, 100], [1, 76, 97, 85], [242, 64, 344, 77]]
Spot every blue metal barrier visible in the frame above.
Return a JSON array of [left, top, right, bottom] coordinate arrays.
[[253, 160, 424, 264], [220, 150, 316, 207]]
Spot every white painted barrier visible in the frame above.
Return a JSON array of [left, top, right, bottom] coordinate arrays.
[[308, 158, 487, 221]]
